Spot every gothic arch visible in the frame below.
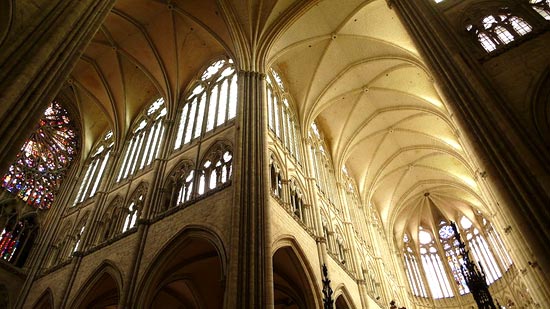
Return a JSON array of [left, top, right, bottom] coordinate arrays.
[[159, 159, 196, 214], [531, 67, 550, 148], [136, 225, 227, 308], [69, 260, 123, 309], [32, 288, 54, 309], [334, 284, 356, 309], [0, 283, 9, 309], [272, 236, 322, 309], [0, 0, 12, 47]]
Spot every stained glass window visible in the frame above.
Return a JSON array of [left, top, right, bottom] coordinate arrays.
[[174, 58, 238, 150], [2, 102, 78, 210]]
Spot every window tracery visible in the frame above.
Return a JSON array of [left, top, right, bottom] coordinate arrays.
[[100, 196, 124, 242], [117, 98, 166, 183], [418, 228, 454, 299], [174, 59, 238, 150], [0, 208, 38, 267], [73, 130, 113, 205], [269, 154, 283, 200], [267, 69, 302, 162], [530, 0, 550, 20], [289, 179, 305, 223], [403, 215, 514, 300], [197, 143, 232, 196], [309, 122, 339, 209], [403, 234, 428, 298], [122, 188, 146, 233], [2, 102, 79, 210], [466, 10, 532, 52]]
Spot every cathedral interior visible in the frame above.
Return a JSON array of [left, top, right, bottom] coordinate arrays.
[[0, 0, 549, 308]]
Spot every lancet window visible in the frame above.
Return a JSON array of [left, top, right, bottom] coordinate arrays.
[[289, 179, 305, 223], [530, 0, 550, 20], [267, 69, 302, 162], [418, 228, 454, 299], [269, 154, 283, 200], [0, 209, 38, 267], [197, 143, 233, 196], [458, 216, 504, 284], [466, 10, 532, 52], [122, 191, 145, 233], [117, 98, 166, 182], [72, 215, 88, 254], [174, 59, 238, 150], [100, 197, 125, 242], [309, 122, 339, 208], [73, 130, 113, 205], [403, 215, 513, 300], [2, 102, 79, 210], [403, 234, 428, 298]]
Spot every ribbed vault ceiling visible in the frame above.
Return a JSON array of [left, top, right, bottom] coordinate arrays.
[[68, 0, 488, 245]]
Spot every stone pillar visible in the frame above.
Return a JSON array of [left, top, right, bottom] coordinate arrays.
[[388, 0, 550, 284], [225, 71, 272, 308], [0, 0, 116, 174]]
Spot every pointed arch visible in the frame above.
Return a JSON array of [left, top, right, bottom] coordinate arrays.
[[334, 284, 356, 309], [531, 67, 550, 147], [197, 140, 233, 196], [136, 225, 227, 308], [272, 236, 322, 309], [69, 260, 123, 309], [158, 159, 196, 215], [32, 288, 54, 309]]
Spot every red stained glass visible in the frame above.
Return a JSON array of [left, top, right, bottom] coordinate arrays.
[[2, 102, 78, 209]]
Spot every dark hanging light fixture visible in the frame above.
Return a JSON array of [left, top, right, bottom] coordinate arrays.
[[322, 264, 334, 309], [450, 221, 497, 309]]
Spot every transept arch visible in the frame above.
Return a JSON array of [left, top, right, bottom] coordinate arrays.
[[32, 288, 54, 309], [69, 260, 123, 309], [136, 226, 227, 308], [272, 237, 322, 309]]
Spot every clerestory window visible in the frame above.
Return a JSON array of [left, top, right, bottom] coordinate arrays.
[[117, 98, 166, 182], [530, 0, 550, 20], [267, 69, 302, 162], [73, 130, 113, 205], [466, 11, 532, 52], [174, 59, 238, 150]]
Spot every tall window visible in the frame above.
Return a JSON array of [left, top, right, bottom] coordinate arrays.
[[438, 223, 470, 295], [530, 0, 550, 20], [269, 154, 283, 200], [403, 234, 428, 298], [174, 59, 238, 150], [418, 228, 454, 299], [403, 215, 513, 299], [161, 160, 195, 214], [197, 142, 233, 195], [309, 122, 339, 208], [458, 216, 504, 284], [289, 179, 305, 222], [2, 102, 79, 210], [73, 131, 113, 205], [117, 98, 166, 182], [267, 69, 302, 162], [466, 11, 532, 52], [122, 188, 146, 233], [0, 210, 38, 267]]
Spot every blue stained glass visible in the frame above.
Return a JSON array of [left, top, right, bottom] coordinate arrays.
[[2, 102, 79, 210]]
